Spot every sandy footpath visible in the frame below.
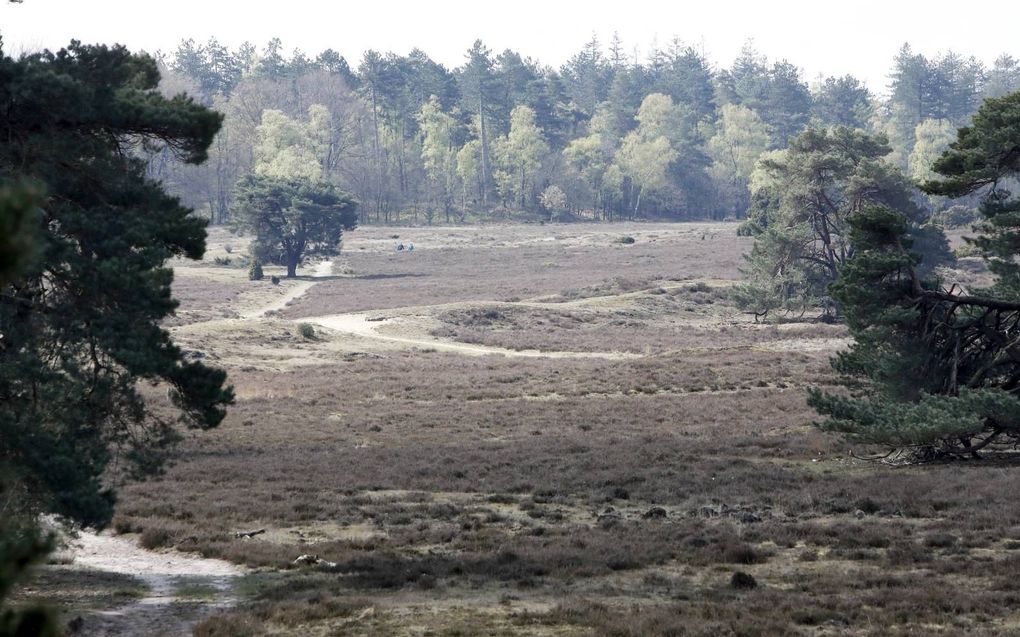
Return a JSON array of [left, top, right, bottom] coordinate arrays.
[[69, 530, 245, 636]]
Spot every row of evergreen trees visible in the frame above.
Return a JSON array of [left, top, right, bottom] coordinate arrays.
[[155, 37, 1020, 224]]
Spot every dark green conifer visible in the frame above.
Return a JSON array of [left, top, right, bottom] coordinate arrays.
[[809, 92, 1020, 458], [0, 41, 233, 526]]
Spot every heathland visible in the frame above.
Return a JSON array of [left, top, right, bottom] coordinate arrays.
[[20, 221, 1020, 636]]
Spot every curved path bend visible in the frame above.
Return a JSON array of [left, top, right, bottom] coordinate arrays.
[[304, 312, 635, 359]]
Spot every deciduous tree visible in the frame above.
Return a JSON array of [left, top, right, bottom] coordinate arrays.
[[707, 104, 770, 218], [494, 105, 549, 210], [418, 95, 461, 222]]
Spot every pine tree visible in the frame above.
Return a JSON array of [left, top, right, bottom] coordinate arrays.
[[809, 91, 1020, 458], [0, 42, 233, 526], [733, 127, 948, 318], [0, 183, 61, 637], [233, 175, 358, 277], [0, 180, 42, 288]]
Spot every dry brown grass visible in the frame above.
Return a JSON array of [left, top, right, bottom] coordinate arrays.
[[280, 223, 752, 316], [29, 222, 1020, 635], [430, 284, 846, 354]]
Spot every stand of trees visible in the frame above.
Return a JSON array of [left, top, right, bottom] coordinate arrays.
[[809, 92, 1020, 458], [151, 37, 1020, 225], [732, 127, 951, 318]]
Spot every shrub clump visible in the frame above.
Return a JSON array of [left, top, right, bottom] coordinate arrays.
[[730, 570, 757, 589], [248, 259, 264, 281], [721, 541, 765, 565], [296, 323, 316, 339], [139, 526, 175, 550]]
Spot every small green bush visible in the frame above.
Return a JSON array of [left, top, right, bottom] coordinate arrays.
[[615, 236, 636, 245], [297, 323, 316, 339], [730, 571, 758, 589], [248, 260, 264, 281], [270, 276, 280, 285]]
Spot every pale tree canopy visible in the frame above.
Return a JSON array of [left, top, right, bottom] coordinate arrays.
[[418, 95, 458, 183], [564, 133, 610, 193], [708, 103, 771, 218], [908, 118, 956, 184], [254, 106, 331, 180], [618, 135, 675, 195], [493, 105, 549, 208], [708, 104, 771, 186], [616, 94, 685, 213]]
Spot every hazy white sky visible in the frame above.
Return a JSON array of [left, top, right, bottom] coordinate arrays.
[[2, 0, 1018, 94]]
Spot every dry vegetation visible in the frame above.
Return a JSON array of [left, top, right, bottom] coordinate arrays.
[[26, 222, 1020, 636]]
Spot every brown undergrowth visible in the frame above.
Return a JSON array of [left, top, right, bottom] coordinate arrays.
[[24, 224, 1020, 636]]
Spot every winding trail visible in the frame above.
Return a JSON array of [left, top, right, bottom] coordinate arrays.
[[207, 258, 638, 359], [240, 259, 334, 319], [304, 312, 636, 359], [188, 262, 831, 360], [71, 530, 244, 636]]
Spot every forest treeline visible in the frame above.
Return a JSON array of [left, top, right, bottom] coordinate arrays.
[[152, 36, 1020, 224], [153, 37, 1020, 225]]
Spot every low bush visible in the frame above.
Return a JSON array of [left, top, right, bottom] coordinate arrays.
[[139, 525, 175, 550], [248, 260, 263, 281]]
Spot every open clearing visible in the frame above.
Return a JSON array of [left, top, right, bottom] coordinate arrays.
[[20, 222, 1020, 636]]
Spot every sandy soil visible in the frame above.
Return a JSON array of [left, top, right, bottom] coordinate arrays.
[[45, 223, 869, 635], [68, 531, 244, 637], [177, 252, 652, 362], [240, 259, 335, 319], [305, 311, 638, 359]]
